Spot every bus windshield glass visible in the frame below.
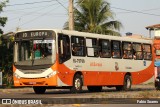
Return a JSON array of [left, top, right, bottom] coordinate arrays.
[[14, 39, 55, 68]]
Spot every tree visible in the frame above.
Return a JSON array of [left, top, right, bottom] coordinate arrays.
[[0, 1, 13, 88], [0, 0, 8, 34], [64, 0, 122, 36]]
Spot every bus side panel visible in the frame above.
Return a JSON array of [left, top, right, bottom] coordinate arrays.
[[56, 62, 154, 86], [57, 63, 75, 86], [132, 61, 154, 85], [82, 71, 101, 86], [55, 58, 154, 86], [109, 72, 125, 85], [83, 71, 124, 86]]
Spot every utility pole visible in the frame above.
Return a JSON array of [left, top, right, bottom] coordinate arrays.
[[69, 0, 74, 30]]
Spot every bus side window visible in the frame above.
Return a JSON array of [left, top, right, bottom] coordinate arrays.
[[86, 38, 99, 57], [133, 43, 143, 60], [71, 36, 85, 57], [58, 34, 71, 64], [111, 41, 121, 58], [143, 44, 152, 60], [122, 42, 132, 59], [99, 39, 111, 58]]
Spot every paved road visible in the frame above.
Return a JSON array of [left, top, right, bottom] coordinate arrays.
[[0, 84, 157, 98], [0, 84, 160, 107]]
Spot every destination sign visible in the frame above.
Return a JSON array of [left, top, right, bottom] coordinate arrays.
[[15, 30, 55, 40]]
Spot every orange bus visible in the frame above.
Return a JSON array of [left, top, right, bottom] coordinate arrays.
[[13, 29, 154, 94]]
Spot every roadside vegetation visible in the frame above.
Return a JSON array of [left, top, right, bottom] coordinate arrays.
[[64, 0, 122, 36], [0, 0, 13, 88]]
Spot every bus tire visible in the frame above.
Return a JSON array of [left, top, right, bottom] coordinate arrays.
[[123, 75, 132, 91], [87, 86, 102, 92], [70, 74, 83, 93], [33, 86, 46, 94], [116, 75, 132, 91]]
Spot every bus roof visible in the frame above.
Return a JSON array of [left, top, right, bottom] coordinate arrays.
[[16, 29, 153, 44]]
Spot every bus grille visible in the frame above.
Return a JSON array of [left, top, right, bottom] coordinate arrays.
[[20, 69, 44, 74]]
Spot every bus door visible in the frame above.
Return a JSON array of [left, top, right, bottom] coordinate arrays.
[[58, 34, 71, 64]]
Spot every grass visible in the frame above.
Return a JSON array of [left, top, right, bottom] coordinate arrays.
[[137, 90, 160, 98]]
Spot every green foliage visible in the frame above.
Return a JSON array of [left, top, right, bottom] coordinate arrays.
[[0, 39, 14, 88], [0, 0, 8, 34], [0, 0, 12, 88], [64, 0, 122, 36]]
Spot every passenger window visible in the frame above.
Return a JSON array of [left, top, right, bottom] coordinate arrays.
[[71, 36, 85, 56], [111, 41, 121, 58], [122, 42, 132, 59], [133, 43, 143, 60], [58, 34, 71, 64], [86, 38, 99, 57], [143, 44, 152, 60], [99, 39, 111, 58]]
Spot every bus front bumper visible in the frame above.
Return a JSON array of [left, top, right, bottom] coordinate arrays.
[[13, 75, 57, 86]]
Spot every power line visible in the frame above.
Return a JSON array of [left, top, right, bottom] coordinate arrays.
[[4, 1, 68, 12], [142, 7, 160, 11], [3, 0, 68, 32], [55, 0, 68, 11], [6, 5, 62, 32], [111, 6, 160, 17], [20, 5, 62, 27], [7, 3, 58, 21], [117, 7, 160, 14], [6, 0, 55, 6], [4, 11, 67, 17], [4, 3, 59, 11], [5, 11, 67, 16]]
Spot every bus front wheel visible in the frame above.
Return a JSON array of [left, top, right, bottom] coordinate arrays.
[[116, 75, 132, 91], [70, 74, 83, 93], [33, 86, 46, 94]]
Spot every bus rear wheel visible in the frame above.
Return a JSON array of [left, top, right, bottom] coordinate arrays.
[[116, 75, 132, 91], [70, 74, 83, 93], [87, 86, 102, 92], [33, 86, 46, 94]]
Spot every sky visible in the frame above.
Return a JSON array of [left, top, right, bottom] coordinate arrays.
[[1, 0, 160, 37]]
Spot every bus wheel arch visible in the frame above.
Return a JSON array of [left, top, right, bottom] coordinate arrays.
[[116, 72, 132, 91], [70, 71, 83, 93]]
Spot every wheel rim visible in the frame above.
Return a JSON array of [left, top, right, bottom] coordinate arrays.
[[75, 78, 81, 90], [126, 78, 131, 89]]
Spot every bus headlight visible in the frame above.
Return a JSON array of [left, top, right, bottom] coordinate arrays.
[[45, 71, 56, 78], [14, 73, 21, 79]]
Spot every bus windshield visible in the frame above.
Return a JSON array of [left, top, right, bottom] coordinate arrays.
[[14, 39, 55, 68]]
